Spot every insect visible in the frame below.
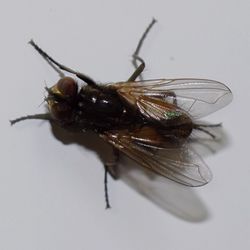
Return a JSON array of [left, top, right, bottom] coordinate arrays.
[[11, 19, 232, 208]]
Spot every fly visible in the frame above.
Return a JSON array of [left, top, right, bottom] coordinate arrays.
[[10, 19, 233, 208]]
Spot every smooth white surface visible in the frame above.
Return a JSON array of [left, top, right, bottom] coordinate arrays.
[[1, 0, 249, 249]]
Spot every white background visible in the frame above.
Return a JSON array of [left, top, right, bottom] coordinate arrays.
[[1, 0, 249, 249]]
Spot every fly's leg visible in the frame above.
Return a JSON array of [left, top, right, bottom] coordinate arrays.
[[104, 148, 119, 179], [193, 123, 222, 139], [128, 18, 157, 82], [103, 148, 119, 209], [29, 40, 100, 89], [10, 113, 52, 125], [127, 56, 145, 82], [104, 165, 111, 209]]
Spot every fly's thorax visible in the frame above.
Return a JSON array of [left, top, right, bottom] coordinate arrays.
[[77, 85, 125, 118], [70, 85, 145, 131]]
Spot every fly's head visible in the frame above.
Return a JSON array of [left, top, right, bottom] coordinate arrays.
[[46, 77, 78, 123]]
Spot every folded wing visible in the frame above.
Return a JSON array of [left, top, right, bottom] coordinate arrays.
[[101, 126, 212, 187], [114, 78, 232, 119]]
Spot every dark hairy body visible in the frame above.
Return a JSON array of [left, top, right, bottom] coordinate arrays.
[[10, 19, 232, 208], [55, 82, 193, 140], [74, 85, 144, 132]]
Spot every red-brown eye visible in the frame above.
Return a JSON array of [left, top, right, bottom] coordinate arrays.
[[56, 77, 78, 98]]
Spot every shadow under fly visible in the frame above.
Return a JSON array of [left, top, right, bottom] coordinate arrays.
[[11, 19, 232, 211]]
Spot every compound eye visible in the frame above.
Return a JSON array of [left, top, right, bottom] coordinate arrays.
[[56, 77, 78, 98]]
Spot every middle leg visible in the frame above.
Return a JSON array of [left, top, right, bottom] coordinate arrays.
[[103, 147, 120, 209], [127, 18, 157, 82]]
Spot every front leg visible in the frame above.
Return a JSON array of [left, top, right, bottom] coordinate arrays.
[[10, 113, 52, 125], [29, 40, 99, 89]]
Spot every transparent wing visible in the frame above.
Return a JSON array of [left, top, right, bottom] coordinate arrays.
[[131, 95, 187, 123], [101, 127, 212, 187], [114, 78, 232, 119]]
